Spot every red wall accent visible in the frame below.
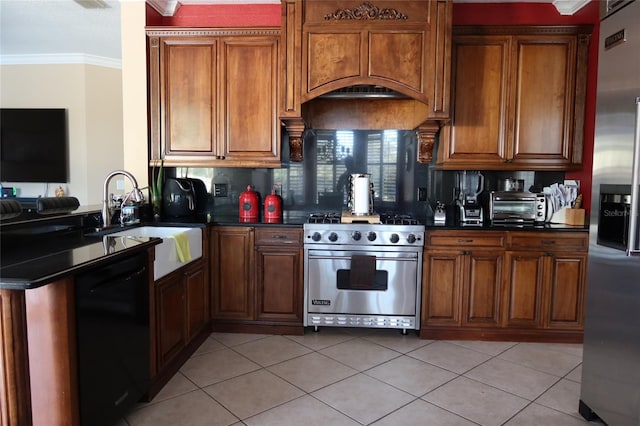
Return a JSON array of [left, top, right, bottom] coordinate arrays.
[[453, 1, 600, 214], [146, 3, 163, 26], [146, 1, 599, 214], [150, 4, 281, 27]]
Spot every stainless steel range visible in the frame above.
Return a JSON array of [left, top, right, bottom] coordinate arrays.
[[303, 213, 424, 333]]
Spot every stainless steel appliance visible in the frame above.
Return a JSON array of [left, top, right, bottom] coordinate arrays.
[[579, 1, 640, 424], [455, 170, 484, 224], [348, 173, 374, 215], [489, 191, 549, 224], [303, 213, 424, 333]]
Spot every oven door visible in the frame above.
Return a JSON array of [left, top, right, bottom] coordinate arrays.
[[305, 248, 420, 316]]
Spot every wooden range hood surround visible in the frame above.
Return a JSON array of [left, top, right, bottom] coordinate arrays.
[[280, 0, 452, 162]]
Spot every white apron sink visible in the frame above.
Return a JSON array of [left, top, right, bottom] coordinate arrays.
[[110, 226, 202, 280]]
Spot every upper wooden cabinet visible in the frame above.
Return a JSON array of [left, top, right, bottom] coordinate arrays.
[[147, 28, 281, 168], [437, 26, 591, 171], [280, 0, 452, 162]]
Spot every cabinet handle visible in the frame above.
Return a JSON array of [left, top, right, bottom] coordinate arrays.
[[541, 240, 556, 245], [458, 239, 473, 243], [504, 159, 513, 163], [272, 234, 287, 239], [461, 250, 471, 255], [545, 252, 554, 257]]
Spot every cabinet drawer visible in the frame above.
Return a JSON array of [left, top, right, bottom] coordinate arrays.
[[508, 232, 588, 252], [255, 228, 302, 246], [427, 231, 506, 248]]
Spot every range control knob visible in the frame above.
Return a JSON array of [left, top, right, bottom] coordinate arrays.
[[390, 233, 400, 243], [407, 234, 417, 244], [367, 231, 377, 242], [328, 232, 338, 242], [352, 231, 362, 241], [312, 232, 321, 242]]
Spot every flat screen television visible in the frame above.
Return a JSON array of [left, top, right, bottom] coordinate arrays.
[[0, 108, 69, 183]]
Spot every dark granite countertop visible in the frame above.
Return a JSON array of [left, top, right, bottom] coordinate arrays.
[[0, 234, 160, 290], [424, 220, 589, 232]]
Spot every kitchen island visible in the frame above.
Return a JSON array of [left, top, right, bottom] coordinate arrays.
[[0, 207, 161, 426]]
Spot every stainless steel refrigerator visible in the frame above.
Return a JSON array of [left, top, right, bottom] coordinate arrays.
[[579, 1, 640, 425]]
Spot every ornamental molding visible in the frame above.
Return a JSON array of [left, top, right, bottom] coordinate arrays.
[[324, 2, 408, 21]]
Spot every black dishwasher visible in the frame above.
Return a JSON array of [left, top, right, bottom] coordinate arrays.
[[75, 251, 150, 426]]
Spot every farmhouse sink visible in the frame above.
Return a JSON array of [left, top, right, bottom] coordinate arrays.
[[110, 226, 202, 280]]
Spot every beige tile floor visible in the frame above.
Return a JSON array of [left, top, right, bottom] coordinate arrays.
[[119, 327, 603, 426]]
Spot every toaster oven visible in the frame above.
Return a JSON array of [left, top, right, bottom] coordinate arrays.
[[489, 191, 549, 224]]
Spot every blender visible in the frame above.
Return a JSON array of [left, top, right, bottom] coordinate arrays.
[[456, 171, 484, 224]]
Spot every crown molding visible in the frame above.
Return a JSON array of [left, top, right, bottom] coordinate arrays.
[[0, 54, 122, 69], [552, 0, 591, 15]]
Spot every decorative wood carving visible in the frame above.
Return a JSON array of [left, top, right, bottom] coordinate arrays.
[[283, 118, 306, 162], [324, 2, 408, 21], [416, 122, 440, 163]]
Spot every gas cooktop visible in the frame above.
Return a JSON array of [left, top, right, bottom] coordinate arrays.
[[306, 212, 421, 226]]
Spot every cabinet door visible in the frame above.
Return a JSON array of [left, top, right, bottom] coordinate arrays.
[[255, 245, 303, 322], [509, 35, 579, 168], [502, 251, 545, 327], [463, 251, 502, 327], [185, 262, 209, 340], [156, 273, 186, 368], [220, 36, 280, 164], [543, 253, 586, 329], [422, 250, 463, 326], [210, 227, 254, 320], [439, 35, 511, 167], [160, 38, 218, 159]]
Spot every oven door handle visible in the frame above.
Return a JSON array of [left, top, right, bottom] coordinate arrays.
[[307, 255, 417, 261]]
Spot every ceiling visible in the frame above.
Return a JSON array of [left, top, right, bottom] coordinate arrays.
[[0, 0, 589, 64]]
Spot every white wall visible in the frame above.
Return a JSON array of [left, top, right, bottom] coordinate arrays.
[[121, 0, 149, 191], [0, 63, 124, 205]]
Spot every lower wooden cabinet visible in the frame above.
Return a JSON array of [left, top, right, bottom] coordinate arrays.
[[421, 229, 587, 342], [156, 257, 210, 370], [210, 226, 255, 320], [210, 226, 304, 334], [423, 232, 505, 329]]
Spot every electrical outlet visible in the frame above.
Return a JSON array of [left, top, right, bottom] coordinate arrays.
[[418, 187, 427, 201], [213, 183, 228, 197]]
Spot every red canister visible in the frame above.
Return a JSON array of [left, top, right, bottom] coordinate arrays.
[[264, 188, 282, 223], [239, 185, 259, 221]]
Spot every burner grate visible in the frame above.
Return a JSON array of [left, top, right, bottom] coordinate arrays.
[[380, 214, 420, 225], [307, 213, 341, 224]]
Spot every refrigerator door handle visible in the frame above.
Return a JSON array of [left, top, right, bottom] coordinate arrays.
[[627, 97, 640, 256]]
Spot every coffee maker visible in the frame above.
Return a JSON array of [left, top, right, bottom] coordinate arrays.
[[456, 171, 484, 224]]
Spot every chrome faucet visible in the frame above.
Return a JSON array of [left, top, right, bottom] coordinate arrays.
[[102, 170, 144, 228]]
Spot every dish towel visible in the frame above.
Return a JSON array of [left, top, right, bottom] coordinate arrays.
[[169, 232, 192, 263]]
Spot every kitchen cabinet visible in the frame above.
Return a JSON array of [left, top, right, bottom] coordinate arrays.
[[504, 232, 587, 330], [255, 228, 303, 323], [155, 256, 209, 371], [147, 28, 281, 168], [437, 25, 591, 171], [422, 231, 505, 328], [280, 0, 452, 161], [421, 229, 587, 342], [210, 226, 304, 334], [210, 226, 255, 320]]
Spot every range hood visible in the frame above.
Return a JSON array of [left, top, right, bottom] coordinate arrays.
[[318, 85, 410, 99], [280, 0, 453, 164]]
